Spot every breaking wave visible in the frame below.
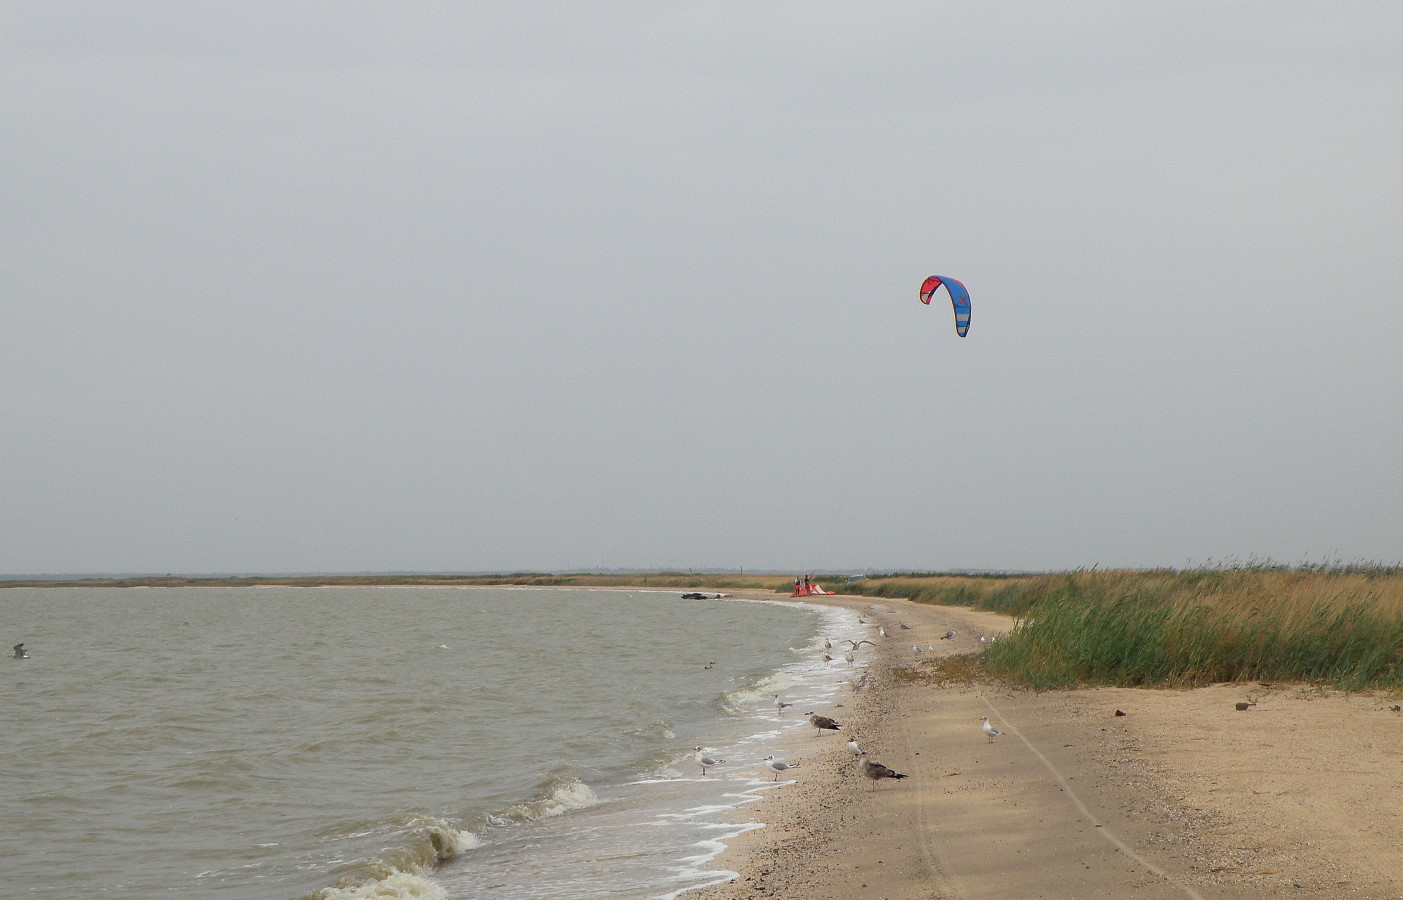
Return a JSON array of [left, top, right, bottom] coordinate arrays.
[[302, 815, 477, 900], [491, 770, 602, 825]]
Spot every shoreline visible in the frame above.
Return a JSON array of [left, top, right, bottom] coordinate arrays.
[[13, 581, 1402, 896], [685, 592, 1014, 900], [688, 592, 1403, 900]]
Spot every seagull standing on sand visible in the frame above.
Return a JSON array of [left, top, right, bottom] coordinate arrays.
[[805, 712, 841, 736], [846, 738, 862, 757], [857, 752, 908, 789], [694, 747, 725, 775], [773, 695, 793, 715], [940, 630, 956, 640], [12, 643, 28, 660], [761, 756, 800, 781], [980, 716, 1003, 743]]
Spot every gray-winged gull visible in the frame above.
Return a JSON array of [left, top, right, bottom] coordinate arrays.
[[761, 756, 799, 781], [694, 747, 724, 775]]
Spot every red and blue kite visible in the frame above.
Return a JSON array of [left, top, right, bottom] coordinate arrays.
[[918, 275, 971, 337]]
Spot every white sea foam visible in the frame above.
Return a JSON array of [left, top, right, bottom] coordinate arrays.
[[312, 870, 448, 900], [657, 821, 765, 900]]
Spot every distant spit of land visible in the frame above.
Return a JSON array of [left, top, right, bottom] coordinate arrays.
[[0, 572, 800, 590]]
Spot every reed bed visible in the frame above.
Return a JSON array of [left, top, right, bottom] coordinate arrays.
[[840, 573, 1024, 611], [848, 567, 1403, 690]]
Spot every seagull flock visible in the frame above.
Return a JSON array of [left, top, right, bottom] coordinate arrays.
[[690, 622, 1009, 792]]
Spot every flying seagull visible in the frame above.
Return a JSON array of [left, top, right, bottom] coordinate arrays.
[[694, 747, 725, 775], [805, 712, 841, 735], [12, 643, 28, 660], [858, 752, 908, 789], [980, 716, 1003, 743], [762, 756, 800, 781]]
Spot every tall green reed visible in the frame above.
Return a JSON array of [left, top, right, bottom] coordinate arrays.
[[844, 567, 1403, 690]]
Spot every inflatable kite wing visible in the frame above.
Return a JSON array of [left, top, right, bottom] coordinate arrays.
[[919, 275, 971, 337]]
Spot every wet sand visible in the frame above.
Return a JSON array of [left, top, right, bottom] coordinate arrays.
[[689, 591, 1403, 900]]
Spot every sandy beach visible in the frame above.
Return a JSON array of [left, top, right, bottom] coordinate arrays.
[[690, 591, 1403, 900]]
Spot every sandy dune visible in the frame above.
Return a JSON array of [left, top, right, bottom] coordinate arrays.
[[690, 592, 1403, 900]]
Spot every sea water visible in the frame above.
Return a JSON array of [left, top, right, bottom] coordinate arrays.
[[0, 586, 865, 899]]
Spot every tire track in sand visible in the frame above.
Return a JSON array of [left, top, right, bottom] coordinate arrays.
[[978, 699, 1205, 900], [895, 712, 967, 900]]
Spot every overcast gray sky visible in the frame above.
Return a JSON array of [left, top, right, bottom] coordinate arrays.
[[3, 3, 1400, 575]]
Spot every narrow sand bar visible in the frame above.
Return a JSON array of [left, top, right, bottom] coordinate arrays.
[[688, 591, 1403, 900]]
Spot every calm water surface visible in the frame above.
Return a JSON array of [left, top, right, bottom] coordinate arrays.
[[0, 587, 863, 899]]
